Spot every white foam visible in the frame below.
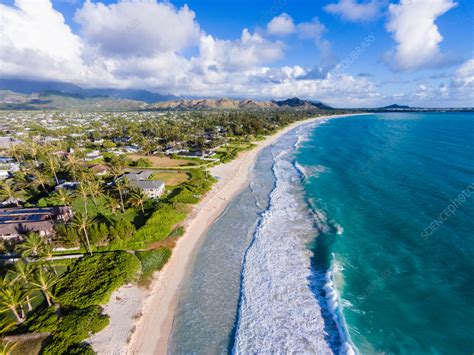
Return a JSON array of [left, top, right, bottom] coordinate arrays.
[[233, 147, 333, 353]]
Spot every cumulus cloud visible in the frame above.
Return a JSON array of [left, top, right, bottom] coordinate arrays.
[[0, 0, 384, 106], [325, 0, 386, 22], [452, 58, 474, 89], [74, 0, 201, 57], [267, 13, 296, 35], [386, 0, 457, 71], [0, 0, 85, 82]]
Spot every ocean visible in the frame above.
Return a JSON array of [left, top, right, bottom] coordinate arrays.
[[170, 112, 474, 354]]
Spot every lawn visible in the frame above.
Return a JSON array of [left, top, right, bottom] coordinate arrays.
[[151, 171, 189, 186], [127, 154, 195, 167]]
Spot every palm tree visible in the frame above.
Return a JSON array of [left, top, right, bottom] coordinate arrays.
[[30, 268, 59, 308], [113, 178, 128, 213], [71, 211, 95, 255], [0, 283, 27, 323], [17, 233, 44, 259], [30, 169, 50, 194], [8, 261, 34, 312], [105, 196, 120, 215], [64, 154, 81, 181], [86, 179, 103, 207], [51, 188, 72, 207], [43, 152, 60, 186], [0, 182, 20, 206], [76, 182, 89, 215], [128, 189, 147, 214]]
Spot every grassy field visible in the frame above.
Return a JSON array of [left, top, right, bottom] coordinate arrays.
[[127, 154, 195, 167], [151, 171, 189, 186]]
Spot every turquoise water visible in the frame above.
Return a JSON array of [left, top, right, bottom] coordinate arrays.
[[297, 113, 474, 354], [170, 112, 474, 354]]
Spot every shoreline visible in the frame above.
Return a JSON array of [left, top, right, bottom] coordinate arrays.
[[126, 113, 357, 355]]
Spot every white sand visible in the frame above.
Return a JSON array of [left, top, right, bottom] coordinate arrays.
[[88, 283, 146, 354], [92, 114, 353, 355]]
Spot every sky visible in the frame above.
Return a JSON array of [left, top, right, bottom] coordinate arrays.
[[0, 0, 473, 107]]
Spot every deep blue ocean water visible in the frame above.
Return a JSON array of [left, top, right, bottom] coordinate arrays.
[[170, 112, 474, 354], [297, 113, 474, 354]]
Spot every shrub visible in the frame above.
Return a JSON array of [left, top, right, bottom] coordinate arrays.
[[31, 306, 108, 354], [56, 252, 140, 308], [22, 307, 59, 333], [136, 248, 171, 277], [131, 157, 152, 167], [127, 203, 186, 249]]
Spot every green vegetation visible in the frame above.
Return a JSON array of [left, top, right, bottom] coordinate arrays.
[[127, 203, 186, 249], [136, 248, 172, 279], [56, 252, 140, 308]]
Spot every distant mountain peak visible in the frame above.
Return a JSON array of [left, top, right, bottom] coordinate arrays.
[[272, 97, 332, 110]]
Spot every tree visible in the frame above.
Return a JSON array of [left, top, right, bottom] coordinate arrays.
[[51, 188, 73, 207], [8, 261, 34, 311], [71, 212, 95, 255], [86, 179, 103, 208], [128, 189, 147, 214], [0, 283, 27, 323], [17, 233, 45, 259], [76, 182, 90, 214], [0, 182, 20, 206], [105, 197, 120, 215], [30, 268, 59, 308], [42, 150, 60, 186], [30, 169, 50, 194], [64, 154, 81, 181], [113, 178, 128, 213]]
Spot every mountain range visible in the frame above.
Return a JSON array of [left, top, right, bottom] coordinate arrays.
[[0, 79, 334, 111]]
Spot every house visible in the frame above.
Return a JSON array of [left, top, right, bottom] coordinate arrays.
[[129, 180, 165, 198], [54, 181, 79, 191], [0, 206, 73, 240], [120, 170, 165, 198], [85, 150, 102, 161], [89, 164, 110, 176], [122, 170, 153, 181]]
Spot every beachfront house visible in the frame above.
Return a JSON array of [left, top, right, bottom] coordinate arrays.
[[120, 170, 165, 198], [129, 180, 165, 198], [0, 206, 73, 240]]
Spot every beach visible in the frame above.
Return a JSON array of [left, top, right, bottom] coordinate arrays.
[[92, 114, 350, 355]]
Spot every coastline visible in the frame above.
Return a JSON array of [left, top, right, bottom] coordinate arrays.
[[123, 113, 356, 355]]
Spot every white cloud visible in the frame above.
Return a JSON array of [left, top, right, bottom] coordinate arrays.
[[74, 0, 201, 57], [197, 29, 284, 72], [452, 58, 474, 89], [325, 0, 386, 22], [297, 18, 336, 70], [0, 0, 385, 107], [267, 13, 296, 35], [0, 0, 85, 82], [386, 0, 457, 71]]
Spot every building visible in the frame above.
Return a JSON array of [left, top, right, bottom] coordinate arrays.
[[122, 170, 153, 181], [89, 164, 110, 176], [129, 180, 165, 198], [120, 170, 165, 198], [0, 206, 73, 240]]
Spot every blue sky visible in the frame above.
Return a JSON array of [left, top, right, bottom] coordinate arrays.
[[0, 0, 473, 107]]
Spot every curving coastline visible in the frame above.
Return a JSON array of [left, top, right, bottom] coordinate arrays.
[[127, 114, 358, 354]]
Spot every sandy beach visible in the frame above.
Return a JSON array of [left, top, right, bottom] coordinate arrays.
[[106, 114, 351, 355]]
